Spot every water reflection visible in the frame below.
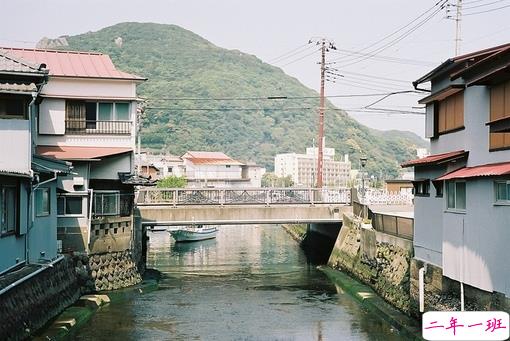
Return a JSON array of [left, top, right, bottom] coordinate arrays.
[[75, 225, 407, 341]]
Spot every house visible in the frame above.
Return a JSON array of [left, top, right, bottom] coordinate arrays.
[[136, 152, 185, 180], [181, 151, 252, 188], [0, 50, 71, 273], [2, 47, 146, 255], [403, 43, 510, 308], [275, 146, 351, 187], [385, 179, 413, 195]]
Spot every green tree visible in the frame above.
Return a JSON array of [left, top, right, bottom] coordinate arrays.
[[262, 173, 294, 187], [156, 176, 187, 188]]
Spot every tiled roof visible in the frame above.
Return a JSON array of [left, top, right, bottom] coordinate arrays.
[[36, 146, 132, 160], [1, 47, 145, 80], [436, 161, 510, 180], [401, 150, 467, 168], [0, 83, 37, 93], [0, 50, 43, 74]]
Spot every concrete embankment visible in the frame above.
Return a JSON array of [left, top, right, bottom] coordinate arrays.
[[328, 213, 413, 314], [281, 223, 307, 243], [33, 275, 158, 341]]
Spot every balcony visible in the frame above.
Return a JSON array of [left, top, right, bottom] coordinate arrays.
[[65, 119, 132, 135]]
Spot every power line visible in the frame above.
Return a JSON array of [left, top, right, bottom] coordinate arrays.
[[334, 4, 447, 68], [463, 0, 509, 10], [268, 43, 316, 63], [463, 2, 510, 14], [144, 90, 423, 102], [279, 48, 321, 67]]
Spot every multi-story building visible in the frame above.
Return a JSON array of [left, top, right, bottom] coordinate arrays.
[[136, 152, 185, 179], [4, 47, 146, 256], [182, 151, 263, 188], [0, 50, 71, 272], [275, 147, 351, 187], [403, 43, 510, 307]]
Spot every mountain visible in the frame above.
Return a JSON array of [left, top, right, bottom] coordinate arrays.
[[45, 22, 427, 177]]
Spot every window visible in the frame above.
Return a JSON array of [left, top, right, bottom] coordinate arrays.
[[446, 181, 466, 211], [489, 80, 510, 150], [433, 180, 444, 197], [0, 97, 26, 119], [436, 92, 464, 134], [167, 167, 173, 173], [495, 181, 510, 203], [115, 103, 130, 121], [35, 188, 50, 216], [1, 184, 18, 235], [98, 103, 113, 121], [413, 180, 430, 196], [57, 196, 83, 216], [93, 191, 119, 216]]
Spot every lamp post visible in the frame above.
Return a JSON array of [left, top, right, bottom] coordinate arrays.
[[360, 156, 367, 200]]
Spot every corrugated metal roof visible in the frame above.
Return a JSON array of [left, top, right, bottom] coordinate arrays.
[[436, 162, 510, 180], [182, 151, 244, 165], [36, 146, 132, 160], [401, 150, 467, 168], [1, 47, 145, 80]]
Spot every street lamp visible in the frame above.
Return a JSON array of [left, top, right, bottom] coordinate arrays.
[[360, 156, 367, 199]]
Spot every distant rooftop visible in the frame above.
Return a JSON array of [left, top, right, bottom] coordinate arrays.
[[182, 151, 244, 166], [0, 47, 145, 81]]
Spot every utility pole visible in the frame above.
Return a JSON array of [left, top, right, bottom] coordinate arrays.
[[455, 0, 462, 56], [317, 39, 326, 188], [309, 38, 335, 188]]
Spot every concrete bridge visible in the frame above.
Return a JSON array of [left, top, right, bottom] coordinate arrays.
[[136, 188, 352, 226]]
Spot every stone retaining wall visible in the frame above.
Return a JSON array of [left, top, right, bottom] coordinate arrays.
[[328, 213, 412, 314], [88, 250, 142, 291], [0, 256, 81, 341]]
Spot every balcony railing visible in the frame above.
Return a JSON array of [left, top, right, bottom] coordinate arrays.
[[65, 119, 132, 135]]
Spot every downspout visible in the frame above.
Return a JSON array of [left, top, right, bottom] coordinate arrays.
[[26, 92, 38, 265], [419, 265, 427, 313], [87, 188, 93, 253]]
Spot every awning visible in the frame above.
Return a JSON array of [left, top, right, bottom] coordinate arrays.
[[36, 146, 132, 161], [32, 154, 72, 174], [418, 85, 464, 104], [436, 161, 510, 181], [401, 150, 467, 168]]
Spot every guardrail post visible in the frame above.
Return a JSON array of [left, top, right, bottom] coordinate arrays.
[[173, 189, 178, 207], [220, 189, 225, 205], [309, 188, 314, 206], [395, 216, 399, 237], [265, 189, 271, 206]]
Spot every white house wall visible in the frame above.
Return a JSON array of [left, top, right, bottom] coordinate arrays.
[[413, 166, 446, 267], [442, 178, 510, 296], [0, 120, 30, 175], [40, 77, 137, 99], [39, 98, 66, 135]]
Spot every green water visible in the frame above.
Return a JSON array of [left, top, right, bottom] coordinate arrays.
[[75, 225, 407, 340]]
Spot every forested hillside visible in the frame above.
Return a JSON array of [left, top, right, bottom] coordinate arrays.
[[49, 22, 427, 177]]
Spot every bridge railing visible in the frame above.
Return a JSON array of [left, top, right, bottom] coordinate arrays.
[[136, 188, 351, 206]]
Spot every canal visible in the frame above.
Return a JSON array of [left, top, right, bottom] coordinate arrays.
[[75, 225, 408, 340]]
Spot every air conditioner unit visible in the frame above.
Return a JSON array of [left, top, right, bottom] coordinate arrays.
[[74, 177, 84, 186]]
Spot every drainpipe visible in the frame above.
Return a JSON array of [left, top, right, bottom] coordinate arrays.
[[460, 218, 465, 311], [419, 264, 427, 313], [25, 92, 38, 264], [87, 189, 94, 253]]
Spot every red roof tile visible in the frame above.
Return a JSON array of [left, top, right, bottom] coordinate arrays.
[[1, 47, 145, 80], [436, 162, 510, 180], [37, 146, 132, 160], [401, 150, 467, 168]]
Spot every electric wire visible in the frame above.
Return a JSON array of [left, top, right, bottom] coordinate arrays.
[[463, 3, 510, 14]]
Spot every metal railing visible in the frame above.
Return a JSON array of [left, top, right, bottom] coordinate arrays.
[[65, 119, 132, 135], [358, 188, 414, 206], [137, 187, 351, 206]]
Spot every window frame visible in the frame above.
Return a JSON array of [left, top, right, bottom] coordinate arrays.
[[93, 190, 120, 217], [35, 187, 51, 217], [0, 183, 19, 237], [57, 194, 85, 217], [413, 179, 430, 197], [445, 180, 467, 213], [494, 180, 510, 205], [0, 96, 27, 120], [432, 180, 444, 198]]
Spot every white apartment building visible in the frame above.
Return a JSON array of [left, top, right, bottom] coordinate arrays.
[[275, 147, 351, 187]]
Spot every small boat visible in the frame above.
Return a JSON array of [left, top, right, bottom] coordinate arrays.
[[168, 225, 218, 242]]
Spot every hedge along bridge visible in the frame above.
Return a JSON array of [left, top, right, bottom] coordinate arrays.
[[136, 188, 353, 226]]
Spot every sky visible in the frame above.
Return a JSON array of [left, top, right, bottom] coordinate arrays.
[[1, 0, 509, 137]]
